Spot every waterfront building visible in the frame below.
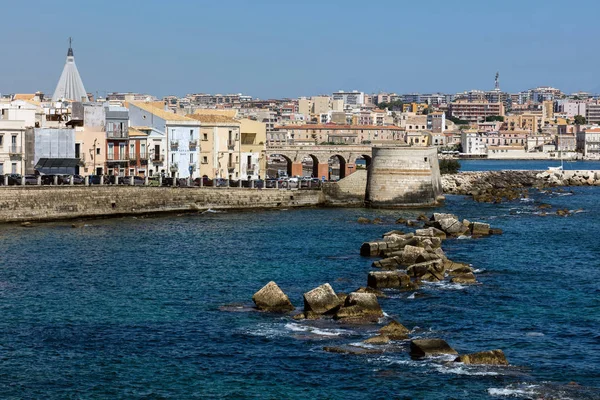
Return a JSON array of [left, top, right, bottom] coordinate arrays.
[[504, 114, 543, 133], [126, 128, 149, 177], [405, 131, 430, 146], [460, 130, 486, 156], [104, 105, 130, 176], [576, 127, 600, 159], [0, 120, 26, 175], [128, 102, 200, 178], [427, 112, 446, 133], [239, 118, 267, 180], [71, 102, 107, 176], [24, 127, 76, 174], [186, 114, 240, 180], [52, 39, 88, 102]]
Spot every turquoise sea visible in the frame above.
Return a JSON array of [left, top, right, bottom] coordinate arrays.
[[0, 163, 599, 399]]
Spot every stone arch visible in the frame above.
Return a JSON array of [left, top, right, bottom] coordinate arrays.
[[268, 153, 292, 177], [328, 154, 347, 181]]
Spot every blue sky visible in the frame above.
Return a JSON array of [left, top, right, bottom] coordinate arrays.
[[2, 0, 599, 98]]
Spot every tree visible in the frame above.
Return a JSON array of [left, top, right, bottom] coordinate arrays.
[[485, 115, 504, 122], [439, 159, 461, 175], [447, 115, 470, 125], [574, 115, 587, 125], [377, 100, 404, 110], [421, 107, 429, 115]]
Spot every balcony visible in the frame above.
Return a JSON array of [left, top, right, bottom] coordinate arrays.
[[227, 140, 236, 150], [189, 140, 198, 150], [8, 146, 22, 157], [77, 153, 86, 166], [106, 129, 129, 139], [246, 163, 255, 174], [128, 153, 138, 161], [139, 151, 148, 160], [106, 153, 129, 162], [227, 163, 235, 172], [152, 155, 165, 163]]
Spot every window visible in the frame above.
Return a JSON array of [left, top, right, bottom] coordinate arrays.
[[190, 153, 194, 163], [0, 163, 3, 175], [11, 135, 17, 145], [202, 156, 208, 164], [171, 154, 174, 163], [11, 163, 17, 174], [0, 136, 3, 146], [190, 129, 194, 140], [96, 148, 100, 155], [203, 133, 208, 141]]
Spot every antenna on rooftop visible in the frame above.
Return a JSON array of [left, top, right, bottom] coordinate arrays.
[[495, 71, 500, 90]]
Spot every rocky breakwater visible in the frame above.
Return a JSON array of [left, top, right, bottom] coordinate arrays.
[[244, 211, 509, 366], [442, 170, 600, 203]]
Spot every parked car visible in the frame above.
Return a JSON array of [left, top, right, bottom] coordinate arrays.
[[214, 178, 228, 187], [121, 176, 145, 186], [5, 174, 22, 185], [193, 176, 213, 187], [63, 175, 84, 185], [161, 177, 175, 186], [88, 175, 107, 185], [24, 175, 39, 185]]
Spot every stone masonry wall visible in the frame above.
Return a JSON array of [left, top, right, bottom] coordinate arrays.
[[322, 169, 368, 207], [0, 187, 324, 223]]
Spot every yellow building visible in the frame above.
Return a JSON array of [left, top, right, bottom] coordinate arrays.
[[187, 114, 241, 179], [239, 118, 267, 179], [505, 114, 543, 133], [75, 126, 106, 175]]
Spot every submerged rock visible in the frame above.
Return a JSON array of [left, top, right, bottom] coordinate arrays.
[[303, 283, 340, 315], [379, 320, 409, 340], [450, 272, 477, 284], [364, 335, 390, 345], [357, 217, 371, 224], [455, 349, 508, 365], [252, 281, 295, 312], [470, 222, 490, 236], [323, 346, 384, 355], [410, 339, 457, 358]]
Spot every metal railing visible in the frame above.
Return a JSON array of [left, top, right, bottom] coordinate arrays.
[[152, 155, 165, 163], [227, 140, 235, 150], [227, 163, 235, 172], [170, 141, 179, 149], [106, 129, 129, 139], [8, 146, 22, 155], [246, 164, 255, 173], [189, 140, 198, 149], [107, 154, 129, 161]]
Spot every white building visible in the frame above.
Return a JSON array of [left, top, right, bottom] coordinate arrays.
[[128, 102, 200, 178], [332, 90, 365, 107], [461, 131, 486, 156], [0, 120, 26, 175]]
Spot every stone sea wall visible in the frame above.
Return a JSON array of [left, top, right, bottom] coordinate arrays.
[[442, 170, 600, 196], [0, 187, 323, 223]]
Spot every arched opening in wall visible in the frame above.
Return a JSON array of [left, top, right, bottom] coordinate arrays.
[[267, 154, 292, 178], [355, 154, 372, 170], [328, 155, 346, 181], [302, 154, 319, 178]]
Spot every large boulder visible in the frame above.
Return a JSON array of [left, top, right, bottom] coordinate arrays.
[[364, 335, 390, 345], [432, 213, 458, 222], [372, 256, 402, 270], [397, 245, 426, 265], [303, 283, 341, 315], [335, 292, 383, 322], [410, 339, 457, 358], [470, 222, 491, 236], [455, 349, 508, 365], [367, 271, 411, 289], [379, 320, 410, 340], [406, 259, 444, 280], [252, 281, 295, 312], [415, 227, 447, 240], [438, 218, 469, 236], [451, 272, 477, 284]]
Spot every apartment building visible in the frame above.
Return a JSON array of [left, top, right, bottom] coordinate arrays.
[[332, 90, 364, 107], [577, 127, 600, 159], [128, 102, 200, 178], [0, 120, 26, 175], [585, 104, 600, 124], [505, 114, 543, 133], [239, 118, 267, 179], [187, 114, 241, 180], [449, 101, 505, 123]]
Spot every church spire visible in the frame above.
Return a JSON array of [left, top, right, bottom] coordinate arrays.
[[67, 37, 73, 57]]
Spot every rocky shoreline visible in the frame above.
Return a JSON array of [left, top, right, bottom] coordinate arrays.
[[247, 211, 508, 366], [442, 169, 600, 202]]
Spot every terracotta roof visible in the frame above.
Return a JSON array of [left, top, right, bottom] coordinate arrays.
[[186, 114, 239, 125], [130, 102, 194, 122], [193, 109, 237, 118], [584, 128, 600, 132], [13, 94, 35, 101], [274, 124, 403, 131], [128, 127, 149, 137]]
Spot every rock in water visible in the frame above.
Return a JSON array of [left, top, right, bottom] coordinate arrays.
[[335, 292, 383, 322], [357, 217, 371, 224], [470, 222, 490, 236], [252, 281, 295, 312], [438, 218, 469, 236], [303, 283, 341, 315], [364, 335, 390, 345], [450, 272, 477, 284], [455, 349, 508, 365], [410, 339, 457, 358], [367, 271, 410, 289], [379, 320, 410, 340]]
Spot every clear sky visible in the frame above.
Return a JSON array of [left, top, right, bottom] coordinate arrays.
[[2, 0, 599, 99]]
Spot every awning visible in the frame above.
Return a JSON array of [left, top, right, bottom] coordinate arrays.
[[35, 158, 79, 174]]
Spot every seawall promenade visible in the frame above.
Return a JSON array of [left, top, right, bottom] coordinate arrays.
[[0, 186, 323, 223]]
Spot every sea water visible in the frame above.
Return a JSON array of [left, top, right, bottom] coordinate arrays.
[[0, 188, 599, 398]]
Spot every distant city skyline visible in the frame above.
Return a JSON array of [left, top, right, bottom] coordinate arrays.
[[2, 0, 600, 99]]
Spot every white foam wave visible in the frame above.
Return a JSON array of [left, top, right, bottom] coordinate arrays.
[[284, 323, 352, 337], [520, 198, 534, 202], [407, 292, 416, 299], [488, 385, 539, 398], [436, 364, 499, 376], [472, 268, 485, 273], [423, 281, 467, 290], [457, 235, 471, 240], [525, 332, 545, 337]]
